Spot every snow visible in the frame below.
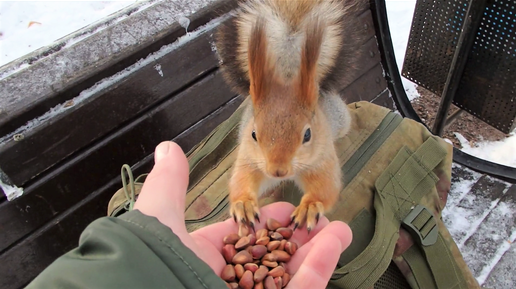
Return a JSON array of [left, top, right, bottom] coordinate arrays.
[[0, 0, 144, 67], [476, 230, 516, 285], [455, 132, 516, 168], [385, 1, 420, 101], [0, 177, 23, 201], [0, 14, 228, 147], [443, 164, 516, 287], [154, 64, 163, 77], [178, 16, 191, 32]]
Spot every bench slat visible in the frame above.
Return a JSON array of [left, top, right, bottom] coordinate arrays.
[[0, 94, 243, 289], [0, 70, 236, 253], [0, 20, 223, 187]]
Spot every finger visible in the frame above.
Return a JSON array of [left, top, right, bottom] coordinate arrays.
[[286, 234, 343, 289], [255, 201, 296, 230], [190, 217, 239, 251], [191, 234, 228, 275], [287, 221, 352, 275], [288, 216, 330, 247], [133, 142, 227, 272], [134, 141, 189, 233]]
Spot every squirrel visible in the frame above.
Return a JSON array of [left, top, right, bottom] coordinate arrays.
[[214, 0, 365, 234]]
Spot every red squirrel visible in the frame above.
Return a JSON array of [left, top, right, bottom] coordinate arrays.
[[214, 0, 364, 234]]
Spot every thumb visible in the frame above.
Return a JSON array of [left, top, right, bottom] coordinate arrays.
[[134, 141, 189, 232], [286, 233, 344, 289]]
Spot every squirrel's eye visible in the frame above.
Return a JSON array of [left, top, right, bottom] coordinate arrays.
[[303, 128, 311, 143], [252, 130, 257, 141]]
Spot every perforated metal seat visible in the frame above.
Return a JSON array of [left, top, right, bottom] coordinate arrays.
[[402, 0, 516, 134]]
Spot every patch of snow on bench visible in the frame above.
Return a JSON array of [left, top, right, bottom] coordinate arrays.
[[0, 15, 229, 147], [0, 170, 24, 200]]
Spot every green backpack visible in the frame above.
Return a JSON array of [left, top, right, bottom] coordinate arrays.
[[109, 99, 480, 289]]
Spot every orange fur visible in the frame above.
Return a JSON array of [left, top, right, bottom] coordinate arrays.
[[226, 0, 352, 232], [299, 19, 324, 109], [247, 17, 271, 108]]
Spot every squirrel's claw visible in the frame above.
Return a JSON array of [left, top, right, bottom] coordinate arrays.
[[230, 199, 261, 236], [254, 213, 261, 224], [290, 201, 325, 234]]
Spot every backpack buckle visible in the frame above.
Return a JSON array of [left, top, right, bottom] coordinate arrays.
[[402, 205, 438, 247]]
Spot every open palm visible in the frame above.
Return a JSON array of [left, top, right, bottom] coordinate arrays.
[[134, 141, 353, 288]]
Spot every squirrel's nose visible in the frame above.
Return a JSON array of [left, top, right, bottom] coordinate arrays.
[[274, 168, 288, 178]]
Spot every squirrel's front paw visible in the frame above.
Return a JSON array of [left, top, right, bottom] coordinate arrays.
[[290, 201, 325, 234], [230, 198, 261, 236]]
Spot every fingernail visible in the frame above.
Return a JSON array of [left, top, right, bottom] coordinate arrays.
[[155, 141, 171, 163]]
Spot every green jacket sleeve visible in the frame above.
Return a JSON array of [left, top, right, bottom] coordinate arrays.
[[26, 210, 227, 289]]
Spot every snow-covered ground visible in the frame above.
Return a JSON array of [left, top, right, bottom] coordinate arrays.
[[455, 132, 516, 168], [0, 1, 143, 67], [385, 1, 420, 102]]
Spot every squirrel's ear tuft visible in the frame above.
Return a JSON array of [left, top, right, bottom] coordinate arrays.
[[299, 18, 324, 109], [248, 17, 271, 107]]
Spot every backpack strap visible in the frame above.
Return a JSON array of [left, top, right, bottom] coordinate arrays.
[[376, 137, 468, 289], [330, 137, 467, 289]]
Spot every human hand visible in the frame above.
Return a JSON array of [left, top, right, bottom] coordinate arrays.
[[134, 141, 353, 288]]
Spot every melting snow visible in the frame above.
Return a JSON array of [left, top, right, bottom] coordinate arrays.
[[0, 14, 228, 148], [0, 1, 146, 67], [455, 132, 516, 168], [154, 63, 163, 77], [443, 164, 515, 287]]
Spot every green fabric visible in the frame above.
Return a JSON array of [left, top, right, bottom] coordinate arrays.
[[422, 234, 469, 289], [26, 210, 227, 289], [342, 111, 402, 184], [187, 99, 246, 189], [404, 245, 436, 289], [375, 138, 444, 222], [376, 138, 467, 289], [337, 209, 376, 267], [329, 183, 400, 288], [328, 137, 450, 289]]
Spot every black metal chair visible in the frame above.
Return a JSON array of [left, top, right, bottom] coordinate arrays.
[[373, 0, 516, 182]]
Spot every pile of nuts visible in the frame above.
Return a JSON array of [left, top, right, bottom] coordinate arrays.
[[221, 218, 298, 289]]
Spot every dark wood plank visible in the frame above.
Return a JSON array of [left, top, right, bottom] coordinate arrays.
[[481, 185, 516, 288], [371, 89, 394, 109], [0, 70, 236, 253], [0, 0, 238, 137], [483, 241, 516, 288], [0, 24, 222, 187], [460, 184, 516, 280], [340, 63, 387, 104], [443, 175, 509, 246], [336, 9, 377, 90], [0, 95, 243, 289]]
